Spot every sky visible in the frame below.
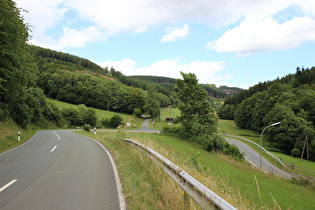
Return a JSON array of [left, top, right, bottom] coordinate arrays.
[[15, 0, 315, 89]]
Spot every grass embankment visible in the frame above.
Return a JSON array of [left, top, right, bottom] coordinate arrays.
[[81, 130, 315, 209], [0, 121, 39, 153]]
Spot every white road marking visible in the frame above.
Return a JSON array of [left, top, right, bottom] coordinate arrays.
[[53, 132, 60, 140], [0, 179, 18, 193], [245, 155, 257, 168], [51, 145, 57, 152]]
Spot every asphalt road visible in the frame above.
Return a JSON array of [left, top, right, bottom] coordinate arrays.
[[225, 137, 292, 179], [98, 118, 161, 133], [0, 130, 121, 210]]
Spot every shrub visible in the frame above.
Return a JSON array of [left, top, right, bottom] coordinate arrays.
[[101, 118, 110, 128], [133, 108, 142, 118], [62, 108, 80, 126], [110, 114, 123, 128], [291, 148, 301, 157], [202, 135, 225, 152], [83, 123, 91, 131], [224, 144, 244, 160], [162, 126, 181, 136]]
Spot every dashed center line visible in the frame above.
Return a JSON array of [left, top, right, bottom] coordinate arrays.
[[0, 179, 18, 193], [51, 145, 57, 152], [53, 131, 61, 140]]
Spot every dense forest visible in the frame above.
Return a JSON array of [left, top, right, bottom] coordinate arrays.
[[218, 67, 315, 160]]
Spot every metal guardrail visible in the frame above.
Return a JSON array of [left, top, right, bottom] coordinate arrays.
[[219, 133, 286, 167], [281, 159, 315, 176], [123, 138, 236, 210]]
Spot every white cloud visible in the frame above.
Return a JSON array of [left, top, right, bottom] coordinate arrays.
[[98, 58, 229, 85], [207, 16, 315, 56], [16, 0, 315, 52], [161, 24, 189, 42], [16, 0, 66, 35], [57, 26, 101, 49], [63, 0, 297, 33], [98, 59, 137, 73]]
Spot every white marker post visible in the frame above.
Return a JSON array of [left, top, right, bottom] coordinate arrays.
[[18, 132, 20, 142], [94, 127, 96, 135]]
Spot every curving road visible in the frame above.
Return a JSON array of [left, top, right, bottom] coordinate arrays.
[[225, 137, 292, 179], [0, 130, 123, 210], [129, 118, 161, 133]]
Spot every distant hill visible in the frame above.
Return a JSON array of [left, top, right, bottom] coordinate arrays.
[[219, 86, 244, 95], [129, 75, 243, 99], [29, 46, 243, 100]]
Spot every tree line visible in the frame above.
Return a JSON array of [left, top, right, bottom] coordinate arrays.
[[218, 68, 315, 160], [30, 45, 106, 74]]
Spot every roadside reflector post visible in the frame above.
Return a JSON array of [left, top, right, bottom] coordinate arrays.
[[18, 132, 20, 142], [94, 127, 96, 135]]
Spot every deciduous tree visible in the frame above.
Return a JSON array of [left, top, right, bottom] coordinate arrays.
[[175, 72, 217, 136]]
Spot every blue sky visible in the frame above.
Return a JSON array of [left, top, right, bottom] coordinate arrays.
[[16, 0, 315, 89]]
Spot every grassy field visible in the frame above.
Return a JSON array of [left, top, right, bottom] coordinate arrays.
[[151, 107, 181, 130], [48, 98, 143, 129], [81, 130, 315, 209]]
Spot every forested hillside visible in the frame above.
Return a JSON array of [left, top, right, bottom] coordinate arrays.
[[130, 75, 242, 99], [218, 67, 315, 160], [30, 46, 174, 113]]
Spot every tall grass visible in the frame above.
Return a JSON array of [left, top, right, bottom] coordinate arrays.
[[0, 120, 39, 153], [80, 130, 201, 209]]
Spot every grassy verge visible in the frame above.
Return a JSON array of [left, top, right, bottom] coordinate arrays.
[[0, 120, 40, 153], [79, 130, 315, 209], [79, 130, 201, 209]]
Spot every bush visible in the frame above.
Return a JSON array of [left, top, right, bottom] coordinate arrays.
[[291, 148, 301, 157], [162, 126, 181, 136], [110, 114, 123, 128], [101, 118, 110, 128], [224, 144, 244, 160], [133, 108, 142, 118], [202, 134, 225, 152], [62, 108, 80, 126], [83, 123, 91, 131]]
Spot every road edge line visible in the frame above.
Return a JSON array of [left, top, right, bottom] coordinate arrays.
[[82, 135, 127, 210]]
